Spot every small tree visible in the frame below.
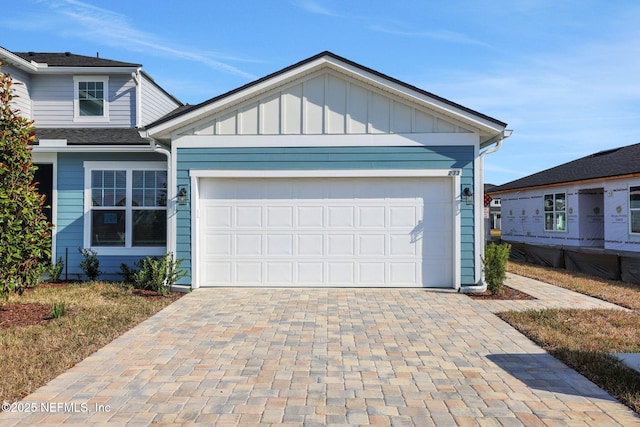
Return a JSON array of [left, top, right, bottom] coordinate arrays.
[[0, 62, 52, 297], [482, 242, 511, 295]]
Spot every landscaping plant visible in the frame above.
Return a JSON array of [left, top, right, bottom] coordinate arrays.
[[126, 253, 186, 295], [46, 257, 64, 283], [78, 247, 101, 281], [0, 62, 52, 298], [482, 242, 511, 294]]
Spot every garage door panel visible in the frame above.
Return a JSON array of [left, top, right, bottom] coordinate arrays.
[[297, 262, 323, 284], [358, 235, 385, 255], [389, 206, 418, 227], [390, 234, 417, 256], [266, 206, 293, 227], [206, 234, 232, 256], [328, 235, 355, 256], [358, 206, 385, 227], [359, 263, 385, 284], [328, 206, 355, 227], [266, 234, 294, 255], [236, 262, 262, 283], [297, 234, 323, 255], [328, 263, 354, 284], [198, 177, 454, 287], [236, 206, 262, 227], [297, 206, 323, 227], [267, 262, 293, 283]]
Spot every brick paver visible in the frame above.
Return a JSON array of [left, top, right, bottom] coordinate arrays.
[[1, 273, 638, 426]]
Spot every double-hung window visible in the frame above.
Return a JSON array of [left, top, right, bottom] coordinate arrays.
[[85, 162, 166, 255], [74, 76, 109, 121], [544, 192, 566, 231], [631, 186, 640, 234]]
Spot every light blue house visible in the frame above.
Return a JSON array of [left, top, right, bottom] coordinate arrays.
[[0, 47, 182, 280], [143, 52, 510, 291], [2, 47, 509, 289]]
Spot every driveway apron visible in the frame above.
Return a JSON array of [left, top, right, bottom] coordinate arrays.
[[1, 274, 639, 426]]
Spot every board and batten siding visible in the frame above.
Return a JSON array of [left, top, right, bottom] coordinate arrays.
[[4, 64, 32, 118], [178, 72, 475, 137], [30, 74, 135, 127], [175, 145, 475, 286], [56, 152, 166, 281], [140, 74, 181, 126]]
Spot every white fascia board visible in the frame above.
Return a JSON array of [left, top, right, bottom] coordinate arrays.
[[189, 168, 459, 179], [35, 66, 138, 74], [32, 145, 153, 153], [174, 132, 479, 148], [0, 48, 38, 72]]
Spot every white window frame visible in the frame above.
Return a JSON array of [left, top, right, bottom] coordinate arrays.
[[74, 76, 109, 122], [543, 192, 567, 232], [630, 185, 640, 235], [83, 161, 167, 256]]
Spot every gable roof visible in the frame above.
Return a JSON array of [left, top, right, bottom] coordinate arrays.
[[489, 142, 640, 194], [12, 51, 140, 68], [144, 51, 507, 140]]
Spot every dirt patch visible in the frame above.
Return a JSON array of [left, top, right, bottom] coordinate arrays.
[[466, 285, 536, 300]]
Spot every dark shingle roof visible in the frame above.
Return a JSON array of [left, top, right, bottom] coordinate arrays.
[[13, 51, 139, 68], [489, 142, 640, 193], [146, 51, 507, 130], [35, 128, 148, 145]]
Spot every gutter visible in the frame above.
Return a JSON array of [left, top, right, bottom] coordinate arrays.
[[460, 129, 513, 294], [151, 141, 175, 257]]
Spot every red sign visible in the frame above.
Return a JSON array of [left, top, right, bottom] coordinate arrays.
[[484, 193, 493, 207]]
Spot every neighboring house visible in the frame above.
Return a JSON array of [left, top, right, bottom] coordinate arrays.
[[488, 143, 640, 283], [142, 51, 510, 291], [484, 183, 501, 233], [0, 47, 182, 280]]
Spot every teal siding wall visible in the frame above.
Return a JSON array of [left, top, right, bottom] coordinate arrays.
[[56, 152, 166, 281], [176, 146, 476, 286]]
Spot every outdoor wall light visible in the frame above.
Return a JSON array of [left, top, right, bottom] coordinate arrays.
[[178, 186, 188, 206], [463, 187, 473, 205]]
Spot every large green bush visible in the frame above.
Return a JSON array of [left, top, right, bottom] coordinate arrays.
[[0, 63, 51, 297], [482, 242, 511, 294]]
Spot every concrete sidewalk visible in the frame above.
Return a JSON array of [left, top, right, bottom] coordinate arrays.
[[1, 274, 638, 426]]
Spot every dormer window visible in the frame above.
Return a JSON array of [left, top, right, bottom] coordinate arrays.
[[74, 76, 109, 121]]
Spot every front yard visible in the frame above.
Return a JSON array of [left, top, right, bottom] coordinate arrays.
[[503, 261, 640, 413], [0, 282, 181, 402]]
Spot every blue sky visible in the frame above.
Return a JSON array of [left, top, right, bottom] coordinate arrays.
[[2, 0, 639, 185]]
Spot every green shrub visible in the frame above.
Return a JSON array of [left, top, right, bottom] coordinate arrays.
[[50, 301, 66, 319], [0, 63, 52, 298], [46, 257, 64, 283], [482, 242, 511, 294], [78, 248, 101, 281], [127, 253, 186, 296]]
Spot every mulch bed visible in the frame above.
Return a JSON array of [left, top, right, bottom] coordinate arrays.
[[0, 303, 53, 329], [466, 285, 536, 300]]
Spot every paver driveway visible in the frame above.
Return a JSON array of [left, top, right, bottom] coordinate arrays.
[[1, 274, 639, 426]]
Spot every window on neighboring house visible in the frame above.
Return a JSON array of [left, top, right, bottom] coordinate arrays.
[[85, 163, 166, 255], [631, 186, 640, 234], [74, 76, 108, 120], [544, 192, 566, 231]]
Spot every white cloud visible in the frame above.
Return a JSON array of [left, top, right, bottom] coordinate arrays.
[[33, 0, 257, 80], [291, 0, 341, 17], [370, 25, 494, 49]]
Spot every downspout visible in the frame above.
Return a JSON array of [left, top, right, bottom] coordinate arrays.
[[131, 69, 142, 128], [460, 129, 512, 293], [151, 140, 175, 257]]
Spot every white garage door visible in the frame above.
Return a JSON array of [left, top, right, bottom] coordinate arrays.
[[197, 177, 454, 287]]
